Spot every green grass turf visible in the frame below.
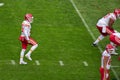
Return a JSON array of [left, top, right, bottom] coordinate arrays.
[[73, 0, 120, 79], [0, 0, 120, 80]]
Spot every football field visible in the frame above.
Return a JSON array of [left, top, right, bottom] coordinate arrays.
[[0, 0, 120, 80]]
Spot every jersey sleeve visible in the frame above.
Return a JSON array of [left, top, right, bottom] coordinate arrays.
[[23, 26, 29, 40], [22, 22, 30, 40]]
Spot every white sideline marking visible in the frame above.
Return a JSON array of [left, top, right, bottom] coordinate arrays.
[[35, 60, 40, 65], [59, 60, 64, 66], [69, 0, 96, 40], [83, 61, 88, 66], [70, 0, 120, 80], [11, 60, 16, 65], [69, 0, 103, 52], [111, 66, 120, 68], [111, 68, 120, 80], [0, 3, 4, 7]]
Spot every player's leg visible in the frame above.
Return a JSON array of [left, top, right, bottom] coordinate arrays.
[[20, 49, 27, 64], [19, 36, 27, 64], [93, 34, 104, 46], [93, 26, 106, 46], [25, 38, 38, 61], [110, 34, 120, 46], [106, 70, 110, 80], [100, 67, 104, 80], [106, 28, 113, 35], [93, 26, 114, 46]]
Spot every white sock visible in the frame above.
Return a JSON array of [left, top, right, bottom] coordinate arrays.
[[20, 49, 26, 62], [27, 44, 38, 56], [94, 35, 104, 44]]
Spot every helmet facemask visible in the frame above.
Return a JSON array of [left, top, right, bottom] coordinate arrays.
[[106, 44, 114, 54], [28, 17, 34, 23], [114, 9, 120, 19], [107, 49, 114, 54], [25, 14, 34, 23], [117, 14, 120, 19]]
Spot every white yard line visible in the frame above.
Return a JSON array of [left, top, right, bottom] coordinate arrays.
[[111, 68, 120, 80], [59, 60, 64, 66], [69, 0, 96, 40], [111, 66, 120, 68], [83, 61, 88, 66], [69, 0, 120, 80], [10, 60, 16, 65], [35, 60, 40, 65], [0, 3, 4, 7], [70, 0, 102, 52]]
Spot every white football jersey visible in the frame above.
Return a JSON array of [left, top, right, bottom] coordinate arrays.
[[97, 13, 116, 27], [101, 50, 111, 69], [21, 20, 31, 40], [113, 32, 120, 38]]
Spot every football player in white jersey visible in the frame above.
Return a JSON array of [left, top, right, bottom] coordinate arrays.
[[19, 13, 38, 64], [93, 9, 120, 46], [100, 44, 114, 80]]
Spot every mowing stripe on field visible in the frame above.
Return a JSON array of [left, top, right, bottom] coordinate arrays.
[[83, 61, 88, 66], [59, 60, 64, 66], [69, 0, 120, 80]]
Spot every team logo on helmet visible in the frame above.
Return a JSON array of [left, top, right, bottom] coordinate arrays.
[[25, 13, 34, 23], [114, 9, 120, 19], [106, 44, 114, 54]]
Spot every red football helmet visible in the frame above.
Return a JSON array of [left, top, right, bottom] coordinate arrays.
[[106, 44, 114, 54], [114, 9, 120, 18], [25, 13, 33, 23]]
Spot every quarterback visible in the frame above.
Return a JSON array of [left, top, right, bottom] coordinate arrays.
[[19, 13, 38, 64], [93, 9, 120, 46]]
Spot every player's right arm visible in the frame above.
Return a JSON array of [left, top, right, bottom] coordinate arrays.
[[105, 17, 115, 35], [108, 18, 114, 29]]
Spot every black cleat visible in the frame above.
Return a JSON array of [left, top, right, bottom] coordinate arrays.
[[92, 43, 97, 47]]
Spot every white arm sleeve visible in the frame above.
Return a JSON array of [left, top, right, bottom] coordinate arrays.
[[23, 26, 29, 40]]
